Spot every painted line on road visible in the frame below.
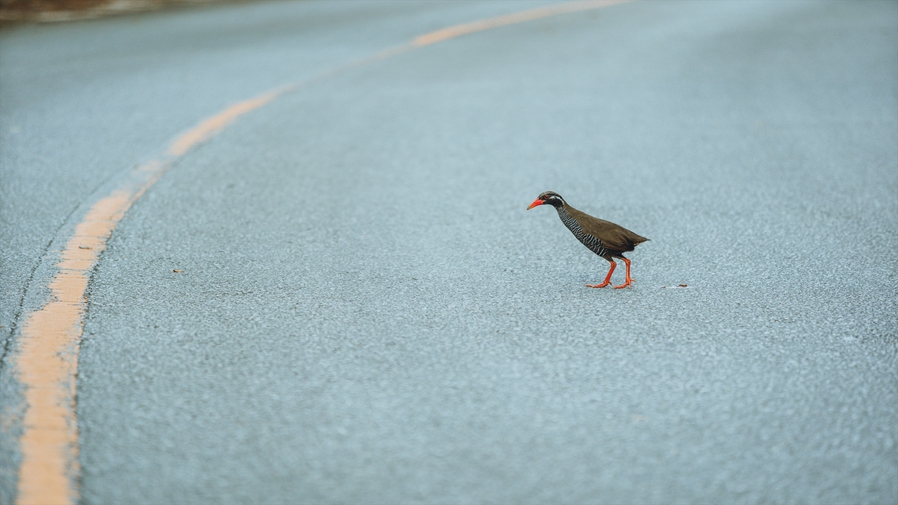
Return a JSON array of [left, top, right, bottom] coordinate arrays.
[[10, 1, 630, 503], [167, 90, 282, 157], [13, 93, 282, 505], [414, 0, 628, 47]]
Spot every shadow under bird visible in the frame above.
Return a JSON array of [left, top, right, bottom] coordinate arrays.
[[527, 191, 649, 289]]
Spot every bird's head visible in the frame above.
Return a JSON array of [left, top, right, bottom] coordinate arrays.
[[527, 191, 565, 210]]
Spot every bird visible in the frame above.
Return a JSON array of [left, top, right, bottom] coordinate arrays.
[[527, 191, 649, 289]]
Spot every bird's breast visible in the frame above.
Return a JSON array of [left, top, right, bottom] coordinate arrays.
[[556, 207, 608, 257]]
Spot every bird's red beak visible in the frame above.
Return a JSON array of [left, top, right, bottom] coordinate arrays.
[[527, 199, 545, 210]]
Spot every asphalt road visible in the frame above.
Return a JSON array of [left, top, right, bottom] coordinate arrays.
[[2, 1, 897, 504]]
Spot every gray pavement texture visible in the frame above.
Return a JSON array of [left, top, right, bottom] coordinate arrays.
[[2, 0, 898, 504]]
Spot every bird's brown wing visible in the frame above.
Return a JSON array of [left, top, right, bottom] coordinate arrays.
[[567, 207, 649, 253]]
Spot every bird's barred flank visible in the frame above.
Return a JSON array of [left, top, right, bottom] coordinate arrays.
[[558, 205, 610, 258]]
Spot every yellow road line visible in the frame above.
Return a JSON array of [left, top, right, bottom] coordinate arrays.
[[413, 0, 628, 46], [10, 1, 629, 503], [167, 90, 282, 157], [17, 192, 129, 505], [13, 94, 281, 505]]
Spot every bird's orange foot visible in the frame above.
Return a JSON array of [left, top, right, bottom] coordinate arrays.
[[613, 279, 635, 289], [586, 282, 611, 288]]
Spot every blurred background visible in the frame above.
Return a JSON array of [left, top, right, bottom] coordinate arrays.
[[0, 0, 222, 22]]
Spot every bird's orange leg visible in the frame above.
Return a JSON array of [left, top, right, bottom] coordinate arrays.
[[586, 260, 615, 288], [613, 257, 634, 289]]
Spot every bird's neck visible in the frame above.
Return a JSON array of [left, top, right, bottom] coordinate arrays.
[[554, 204, 583, 235]]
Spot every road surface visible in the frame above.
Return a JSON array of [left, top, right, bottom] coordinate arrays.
[[1, 1, 896, 504]]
